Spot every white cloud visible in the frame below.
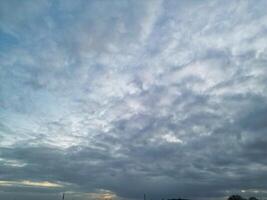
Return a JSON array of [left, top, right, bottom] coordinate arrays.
[[162, 133, 183, 144]]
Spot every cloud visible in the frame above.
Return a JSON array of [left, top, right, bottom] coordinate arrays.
[[0, 180, 63, 188], [1, 0, 267, 200]]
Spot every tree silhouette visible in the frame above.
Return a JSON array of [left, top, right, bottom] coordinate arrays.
[[249, 197, 258, 200], [228, 195, 244, 200]]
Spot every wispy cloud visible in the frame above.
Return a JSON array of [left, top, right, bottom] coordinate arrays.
[[0, 180, 63, 188]]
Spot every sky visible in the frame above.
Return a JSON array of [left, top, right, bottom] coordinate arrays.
[[0, 0, 267, 200]]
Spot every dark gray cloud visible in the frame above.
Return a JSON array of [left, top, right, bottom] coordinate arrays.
[[1, 0, 267, 200]]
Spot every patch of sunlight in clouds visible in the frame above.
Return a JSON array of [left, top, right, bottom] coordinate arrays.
[[0, 180, 63, 188]]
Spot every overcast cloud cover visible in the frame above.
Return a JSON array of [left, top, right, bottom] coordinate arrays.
[[1, 0, 267, 200]]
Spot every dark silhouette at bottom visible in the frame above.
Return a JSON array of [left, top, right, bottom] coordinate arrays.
[[228, 195, 259, 200]]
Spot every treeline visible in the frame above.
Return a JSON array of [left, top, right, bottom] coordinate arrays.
[[228, 195, 259, 200]]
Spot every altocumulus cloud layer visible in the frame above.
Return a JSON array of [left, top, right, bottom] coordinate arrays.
[[0, 0, 267, 200]]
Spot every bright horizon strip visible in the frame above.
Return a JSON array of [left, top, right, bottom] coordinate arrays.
[[0, 180, 63, 188]]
